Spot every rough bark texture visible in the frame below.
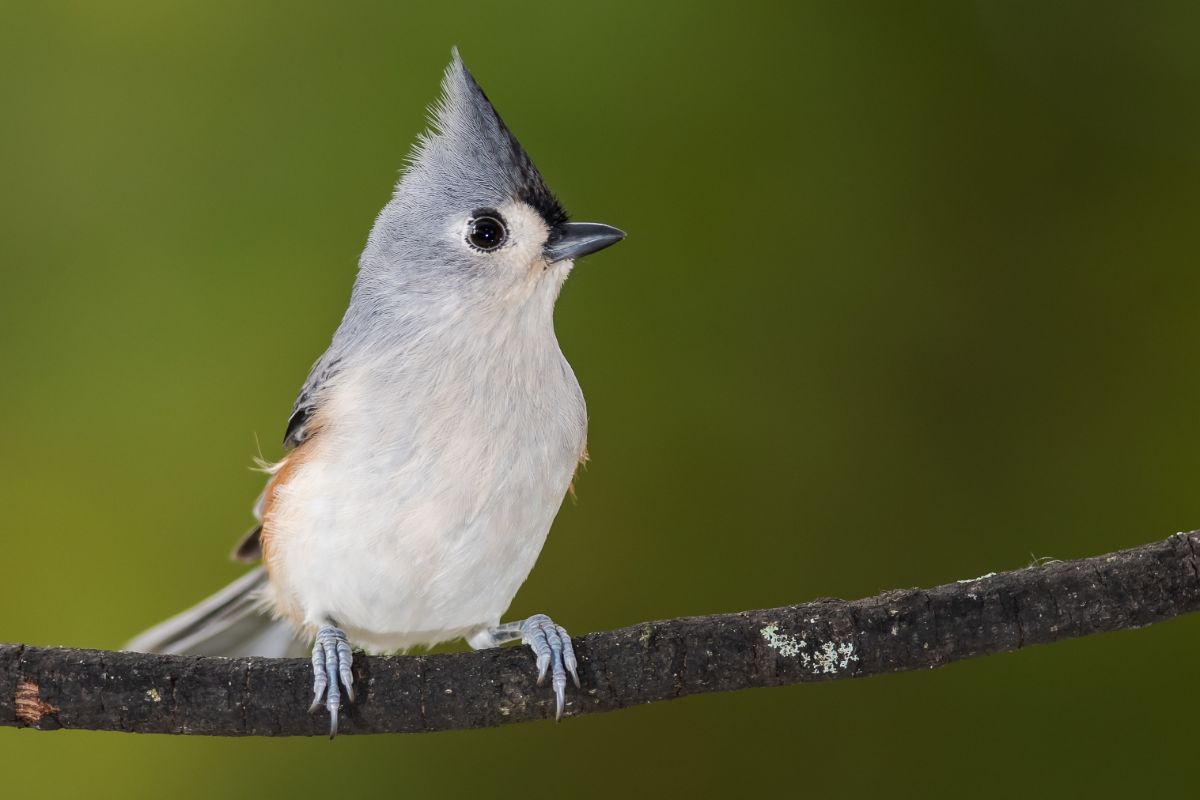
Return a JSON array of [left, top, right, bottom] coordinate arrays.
[[5, 531, 1200, 737]]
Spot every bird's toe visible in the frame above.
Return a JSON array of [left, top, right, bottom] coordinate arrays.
[[309, 625, 355, 738], [520, 613, 578, 720]]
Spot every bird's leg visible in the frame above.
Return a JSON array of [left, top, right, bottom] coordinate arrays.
[[308, 623, 355, 738], [468, 613, 579, 720]]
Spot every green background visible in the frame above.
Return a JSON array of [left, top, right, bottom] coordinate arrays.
[[3, 2, 1200, 797]]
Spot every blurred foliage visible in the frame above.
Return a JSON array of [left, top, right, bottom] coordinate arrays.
[[3, 1, 1200, 797]]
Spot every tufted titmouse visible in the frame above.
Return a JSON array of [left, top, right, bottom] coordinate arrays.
[[128, 49, 624, 736]]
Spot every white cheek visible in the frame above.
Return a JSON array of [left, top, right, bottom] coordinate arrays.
[[497, 202, 550, 270]]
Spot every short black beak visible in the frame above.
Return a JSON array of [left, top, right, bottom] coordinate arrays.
[[544, 222, 625, 263]]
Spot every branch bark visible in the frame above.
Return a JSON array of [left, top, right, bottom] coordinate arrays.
[[5, 531, 1200, 736]]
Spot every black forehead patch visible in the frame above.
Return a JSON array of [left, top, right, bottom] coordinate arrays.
[[517, 179, 568, 229]]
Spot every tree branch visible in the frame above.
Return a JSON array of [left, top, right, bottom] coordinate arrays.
[[5, 531, 1200, 736]]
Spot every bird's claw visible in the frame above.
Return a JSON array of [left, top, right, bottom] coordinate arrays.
[[519, 613, 579, 720], [309, 625, 354, 738]]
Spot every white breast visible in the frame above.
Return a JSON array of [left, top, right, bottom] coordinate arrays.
[[263, 306, 587, 653]]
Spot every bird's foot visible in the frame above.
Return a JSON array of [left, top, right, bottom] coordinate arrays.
[[472, 613, 579, 720], [308, 625, 355, 738]]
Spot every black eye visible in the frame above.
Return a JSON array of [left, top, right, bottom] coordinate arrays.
[[466, 212, 507, 251]]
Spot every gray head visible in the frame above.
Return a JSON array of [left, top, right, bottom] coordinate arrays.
[[356, 50, 623, 316]]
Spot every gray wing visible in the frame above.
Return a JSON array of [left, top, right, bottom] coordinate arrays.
[[283, 352, 343, 449]]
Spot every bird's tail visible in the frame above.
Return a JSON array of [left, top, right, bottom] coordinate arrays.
[[126, 567, 307, 658]]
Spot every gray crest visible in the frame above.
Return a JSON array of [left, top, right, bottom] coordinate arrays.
[[404, 49, 567, 227]]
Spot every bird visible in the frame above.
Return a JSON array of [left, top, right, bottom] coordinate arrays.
[[127, 49, 625, 737]]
